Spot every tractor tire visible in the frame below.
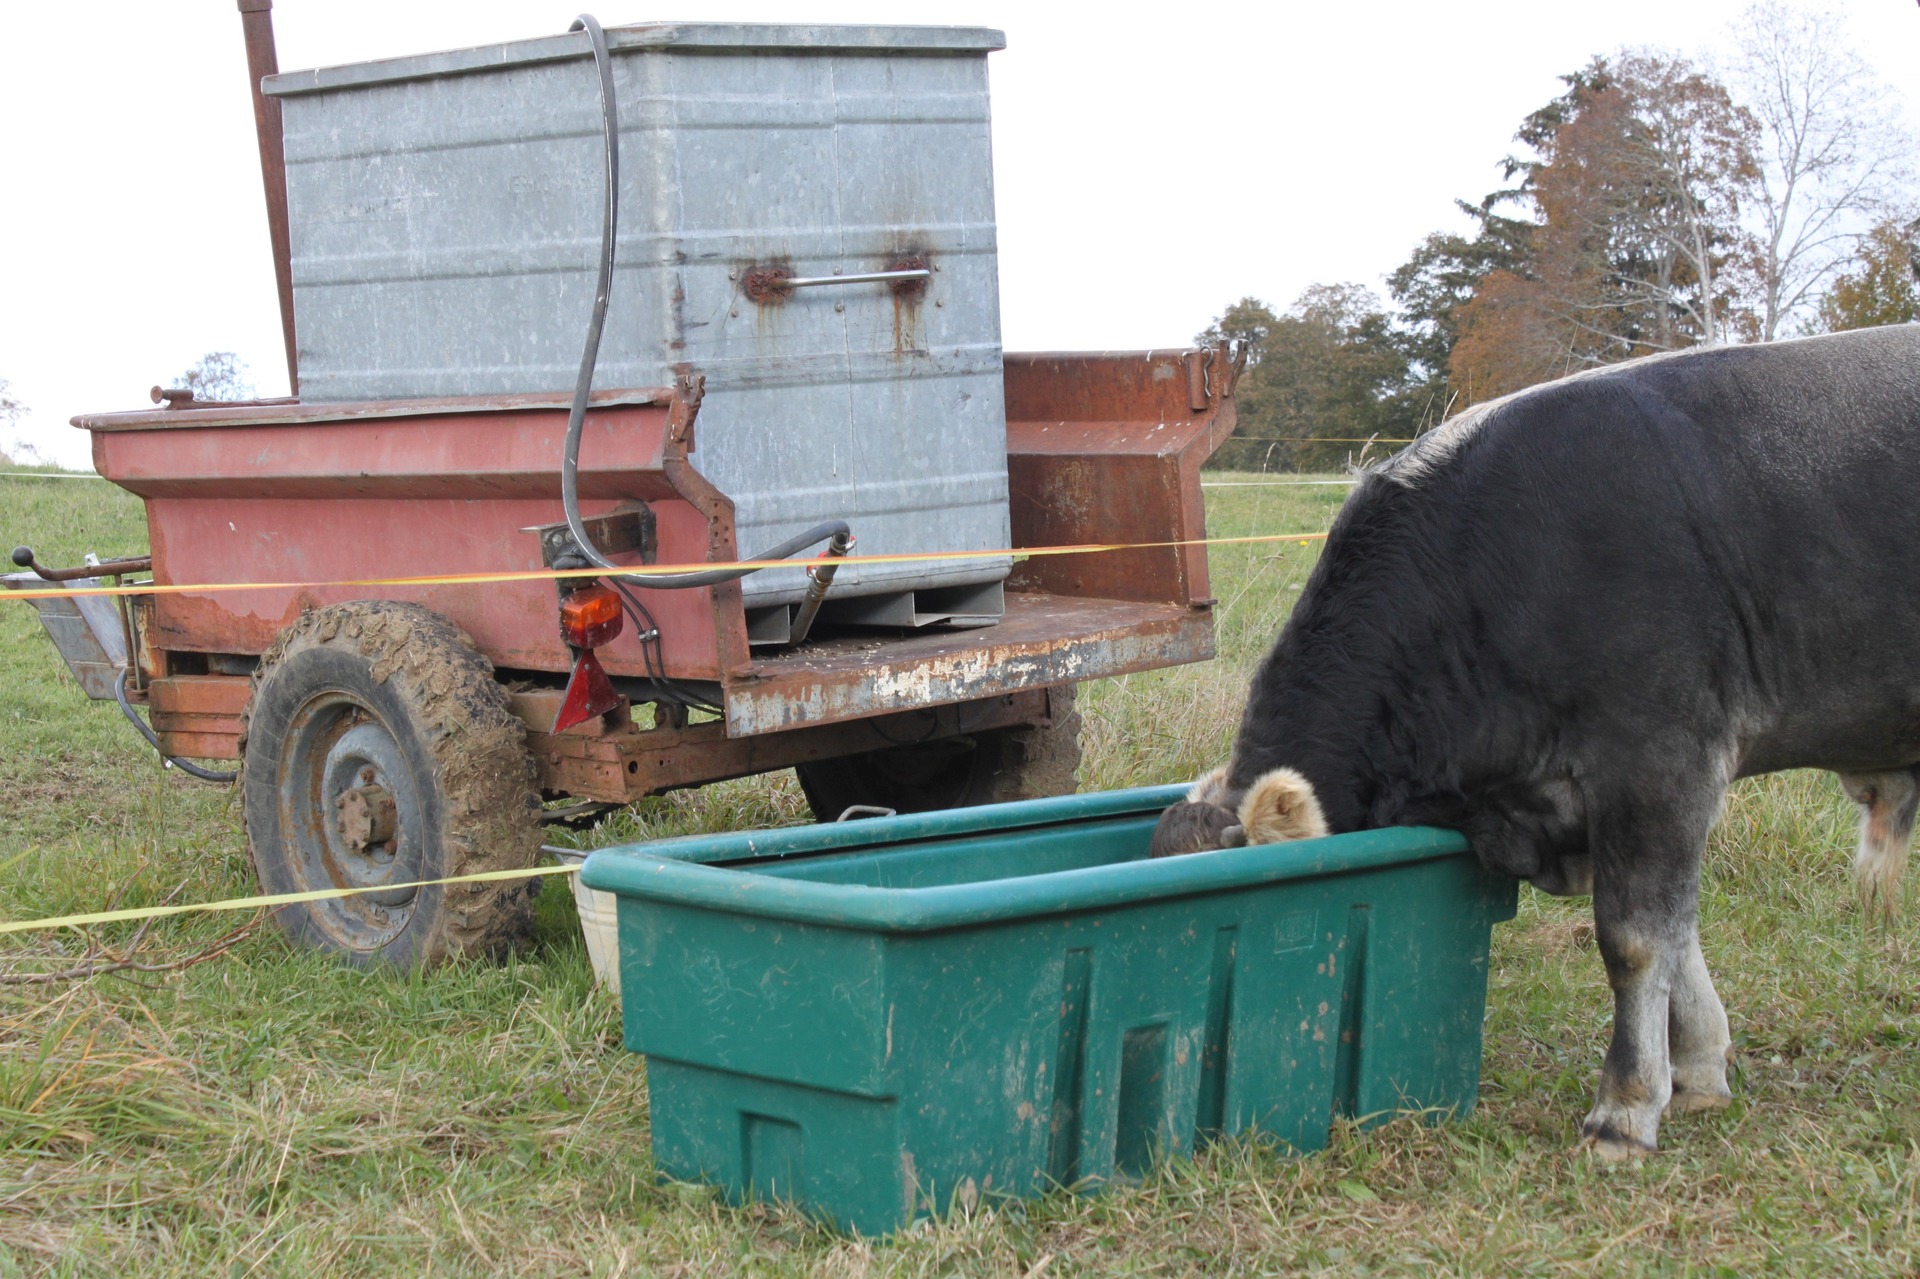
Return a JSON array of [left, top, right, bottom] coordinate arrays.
[[795, 685, 1083, 821], [238, 601, 542, 967]]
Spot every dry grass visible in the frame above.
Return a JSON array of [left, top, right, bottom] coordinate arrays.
[[2, 465, 1918, 1275]]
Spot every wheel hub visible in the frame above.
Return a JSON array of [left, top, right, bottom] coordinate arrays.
[[276, 700, 431, 951], [319, 722, 423, 910], [334, 782, 397, 850]]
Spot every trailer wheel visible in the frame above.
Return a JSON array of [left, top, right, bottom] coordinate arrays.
[[238, 601, 542, 967], [795, 686, 1082, 819]]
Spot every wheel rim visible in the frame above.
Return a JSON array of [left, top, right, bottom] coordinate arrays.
[[277, 691, 428, 952]]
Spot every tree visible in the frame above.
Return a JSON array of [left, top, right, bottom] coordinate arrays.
[[1732, 0, 1913, 340], [172, 352, 256, 402], [1815, 217, 1920, 331], [1605, 52, 1761, 347], [1202, 286, 1413, 472], [1195, 297, 1279, 360], [1386, 219, 1531, 425], [1448, 55, 1761, 403]]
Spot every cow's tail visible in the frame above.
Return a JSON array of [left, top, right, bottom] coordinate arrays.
[[1839, 769, 1918, 922]]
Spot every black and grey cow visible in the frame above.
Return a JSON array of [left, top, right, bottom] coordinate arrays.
[[1153, 324, 1920, 1159]]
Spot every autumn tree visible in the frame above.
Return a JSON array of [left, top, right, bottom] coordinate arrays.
[[1732, 0, 1913, 339], [1815, 216, 1920, 331], [1608, 53, 1760, 347], [1447, 55, 1761, 403], [1386, 219, 1531, 424]]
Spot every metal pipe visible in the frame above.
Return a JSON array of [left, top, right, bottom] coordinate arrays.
[[782, 269, 932, 289], [787, 529, 853, 645], [237, 0, 299, 397], [10, 545, 152, 582]]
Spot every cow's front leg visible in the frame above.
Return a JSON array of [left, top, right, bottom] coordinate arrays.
[[1581, 915, 1675, 1158], [1579, 793, 1716, 1160]]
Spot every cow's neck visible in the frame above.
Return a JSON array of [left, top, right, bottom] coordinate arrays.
[[1226, 484, 1481, 833]]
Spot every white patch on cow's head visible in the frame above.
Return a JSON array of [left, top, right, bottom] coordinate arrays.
[[1187, 765, 1231, 806], [1237, 768, 1329, 844]]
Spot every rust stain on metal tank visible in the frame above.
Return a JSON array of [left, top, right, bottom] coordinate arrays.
[[889, 254, 928, 354], [742, 264, 792, 306]]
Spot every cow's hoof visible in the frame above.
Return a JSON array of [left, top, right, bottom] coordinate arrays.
[[1577, 1128, 1657, 1163], [1665, 1086, 1732, 1116]]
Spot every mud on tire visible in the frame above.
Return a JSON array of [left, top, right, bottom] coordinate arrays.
[[238, 601, 542, 967], [795, 685, 1083, 820]]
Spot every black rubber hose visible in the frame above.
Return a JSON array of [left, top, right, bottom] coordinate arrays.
[[558, 15, 852, 589], [558, 13, 621, 575], [114, 668, 238, 784]]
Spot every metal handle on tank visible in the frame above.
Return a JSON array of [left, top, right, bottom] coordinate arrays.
[[783, 269, 932, 289]]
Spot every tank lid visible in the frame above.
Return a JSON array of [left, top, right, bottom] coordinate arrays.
[[265, 23, 1007, 97]]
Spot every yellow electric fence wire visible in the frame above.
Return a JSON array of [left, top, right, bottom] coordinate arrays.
[[1, 530, 1339, 936], [1231, 436, 1419, 445], [5, 532, 1331, 602], [0, 864, 579, 936]]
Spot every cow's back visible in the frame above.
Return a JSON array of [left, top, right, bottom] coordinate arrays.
[[1370, 324, 1920, 778]]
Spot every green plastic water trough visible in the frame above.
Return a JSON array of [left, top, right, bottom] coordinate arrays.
[[581, 784, 1518, 1234]]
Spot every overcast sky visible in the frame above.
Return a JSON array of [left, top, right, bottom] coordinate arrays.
[[1, 0, 1913, 468]]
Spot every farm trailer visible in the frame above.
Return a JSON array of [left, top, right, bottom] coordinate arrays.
[[5, 10, 1240, 967]]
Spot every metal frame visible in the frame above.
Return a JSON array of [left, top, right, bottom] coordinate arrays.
[[65, 347, 1237, 805]]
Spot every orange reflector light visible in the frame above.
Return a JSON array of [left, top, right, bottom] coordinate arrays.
[[559, 584, 624, 649]]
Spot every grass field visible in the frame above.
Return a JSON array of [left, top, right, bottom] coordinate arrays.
[[3, 461, 1919, 1276]]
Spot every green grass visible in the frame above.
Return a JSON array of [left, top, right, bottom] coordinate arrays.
[[3, 467, 1919, 1275]]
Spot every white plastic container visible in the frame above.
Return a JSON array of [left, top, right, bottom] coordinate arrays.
[[553, 850, 622, 993]]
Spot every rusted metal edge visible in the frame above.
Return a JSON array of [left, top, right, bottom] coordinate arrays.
[[1006, 418, 1213, 457], [659, 369, 754, 681], [522, 687, 1050, 802], [722, 602, 1214, 736], [1006, 348, 1212, 362], [73, 387, 675, 432]]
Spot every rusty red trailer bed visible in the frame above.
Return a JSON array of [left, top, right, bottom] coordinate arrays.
[[22, 347, 1238, 966], [76, 349, 1235, 771]]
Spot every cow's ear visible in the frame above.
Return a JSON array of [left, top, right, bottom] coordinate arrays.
[[1237, 768, 1329, 844]]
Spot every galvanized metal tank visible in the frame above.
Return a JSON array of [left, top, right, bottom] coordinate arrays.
[[263, 23, 1011, 621]]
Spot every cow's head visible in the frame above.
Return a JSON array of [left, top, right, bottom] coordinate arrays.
[[1148, 765, 1330, 857]]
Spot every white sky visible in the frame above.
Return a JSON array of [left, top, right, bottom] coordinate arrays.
[[1, 0, 1914, 468]]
